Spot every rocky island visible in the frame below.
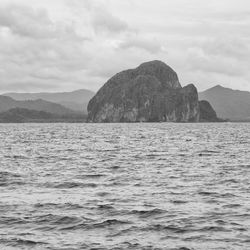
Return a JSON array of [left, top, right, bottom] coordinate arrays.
[[87, 60, 220, 122]]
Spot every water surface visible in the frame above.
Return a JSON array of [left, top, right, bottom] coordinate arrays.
[[0, 123, 250, 250]]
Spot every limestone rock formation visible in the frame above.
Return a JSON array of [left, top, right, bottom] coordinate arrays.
[[87, 60, 217, 122]]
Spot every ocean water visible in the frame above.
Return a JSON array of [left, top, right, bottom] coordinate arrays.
[[0, 123, 250, 250]]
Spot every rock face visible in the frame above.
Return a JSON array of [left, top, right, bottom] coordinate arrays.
[[88, 60, 215, 122], [199, 100, 221, 122]]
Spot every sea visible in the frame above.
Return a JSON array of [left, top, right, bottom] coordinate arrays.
[[0, 123, 249, 250]]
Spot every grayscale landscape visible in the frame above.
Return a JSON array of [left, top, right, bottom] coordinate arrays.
[[0, 0, 250, 250]]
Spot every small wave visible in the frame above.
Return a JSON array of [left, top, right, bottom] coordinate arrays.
[[97, 204, 114, 210], [215, 219, 227, 225], [223, 204, 241, 208], [198, 191, 218, 196], [200, 150, 220, 154], [45, 182, 98, 189], [92, 219, 132, 228], [15, 238, 47, 246], [146, 154, 164, 158], [198, 150, 220, 156], [33, 202, 83, 210], [0, 171, 22, 178], [143, 224, 188, 234], [199, 225, 230, 232], [34, 214, 82, 226], [0, 216, 28, 226], [113, 241, 143, 249], [53, 216, 81, 225], [219, 192, 237, 198], [1, 238, 47, 247], [130, 208, 165, 218], [78, 174, 105, 179], [0, 181, 25, 187], [221, 178, 239, 184], [34, 202, 57, 208], [239, 164, 250, 168], [59, 222, 87, 231], [0, 171, 25, 187], [171, 200, 188, 204], [104, 181, 126, 187], [96, 191, 110, 197], [12, 155, 29, 159], [0, 204, 19, 212], [110, 165, 120, 170]]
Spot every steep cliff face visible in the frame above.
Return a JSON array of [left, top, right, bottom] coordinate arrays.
[[87, 60, 201, 122]]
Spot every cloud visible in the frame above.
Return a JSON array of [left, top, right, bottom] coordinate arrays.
[[0, 3, 94, 92], [0, 5, 50, 38], [119, 35, 164, 54], [201, 37, 250, 60], [0, 4, 81, 40], [92, 9, 128, 34], [181, 35, 250, 78], [68, 0, 129, 34], [1, 0, 250, 93]]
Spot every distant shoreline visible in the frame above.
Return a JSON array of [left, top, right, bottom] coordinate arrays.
[[1, 121, 250, 124]]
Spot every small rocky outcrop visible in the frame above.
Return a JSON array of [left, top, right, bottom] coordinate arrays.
[[87, 60, 218, 123], [199, 100, 221, 122]]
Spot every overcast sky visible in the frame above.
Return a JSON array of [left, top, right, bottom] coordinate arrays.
[[0, 0, 250, 93]]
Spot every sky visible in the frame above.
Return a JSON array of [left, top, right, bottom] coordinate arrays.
[[0, 0, 250, 93]]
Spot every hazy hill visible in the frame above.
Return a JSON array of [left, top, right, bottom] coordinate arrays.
[[0, 95, 76, 115], [199, 85, 250, 121], [0, 108, 86, 123], [3, 89, 95, 113]]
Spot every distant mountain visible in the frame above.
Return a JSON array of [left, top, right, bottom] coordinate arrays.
[[3, 89, 95, 113], [199, 85, 250, 121], [0, 108, 87, 123], [0, 95, 76, 115]]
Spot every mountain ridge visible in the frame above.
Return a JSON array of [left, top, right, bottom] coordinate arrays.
[[3, 89, 95, 113], [199, 85, 250, 121], [0, 95, 77, 115]]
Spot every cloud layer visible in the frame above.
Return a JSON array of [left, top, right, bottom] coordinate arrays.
[[0, 0, 250, 93]]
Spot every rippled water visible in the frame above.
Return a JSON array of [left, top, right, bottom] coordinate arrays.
[[0, 123, 250, 250]]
